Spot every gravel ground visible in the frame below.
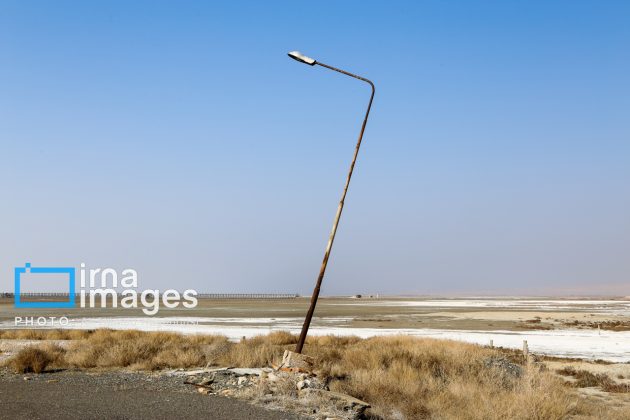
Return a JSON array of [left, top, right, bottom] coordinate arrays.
[[0, 368, 304, 420]]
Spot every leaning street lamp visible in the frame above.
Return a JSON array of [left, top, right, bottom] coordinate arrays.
[[288, 51, 375, 353]]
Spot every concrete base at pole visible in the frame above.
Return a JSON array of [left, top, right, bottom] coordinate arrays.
[[281, 350, 315, 372]]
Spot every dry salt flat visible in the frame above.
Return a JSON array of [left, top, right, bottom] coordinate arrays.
[[2, 319, 628, 362], [2, 298, 629, 362], [336, 299, 630, 314]]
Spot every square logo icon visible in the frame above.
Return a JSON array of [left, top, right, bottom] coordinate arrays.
[[14, 263, 75, 308]]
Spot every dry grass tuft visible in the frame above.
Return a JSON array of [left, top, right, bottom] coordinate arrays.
[[63, 329, 229, 370], [215, 331, 296, 367], [557, 366, 630, 393], [311, 336, 572, 419], [8, 343, 66, 373]]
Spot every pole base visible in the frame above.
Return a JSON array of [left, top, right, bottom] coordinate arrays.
[[281, 350, 315, 372]]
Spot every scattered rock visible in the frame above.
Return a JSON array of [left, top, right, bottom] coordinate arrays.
[[484, 356, 523, 378], [296, 377, 326, 391], [484, 356, 524, 388], [281, 350, 315, 372], [228, 368, 265, 376], [181, 361, 369, 420], [183, 367, 230, 376], [196, 387, 210, 395], [185, 376, 209, 387], [267, 372, 282, 383], [301, 389, 370, 417], [198, 376, 214, 387]]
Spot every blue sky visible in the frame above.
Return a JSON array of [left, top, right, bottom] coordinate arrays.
[[1, 1, 629, 295]]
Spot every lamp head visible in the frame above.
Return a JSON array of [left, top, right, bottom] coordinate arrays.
[[288, 51, 316, 66]]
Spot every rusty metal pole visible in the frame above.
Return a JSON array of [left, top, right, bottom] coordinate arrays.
[[288, 52, 375, 354]]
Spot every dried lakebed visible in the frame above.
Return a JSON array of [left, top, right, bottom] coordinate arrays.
[[2, 297, 629, 362]]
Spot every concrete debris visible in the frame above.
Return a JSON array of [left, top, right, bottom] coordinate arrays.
[[266, 372, 281, 383], [184, 367, 267, 394], [183, 357, 370, 420], [182, 367, 230, 376], [228, 368, 267, 376], [280, 350, 315, 372]]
